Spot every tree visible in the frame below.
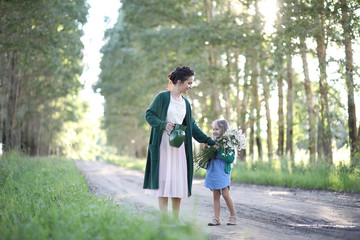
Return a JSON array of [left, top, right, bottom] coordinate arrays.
[[293, 0, 317, 162], [237, 55, 250, 161], [314, 0, 333, 163], [0, 0, 88, 154], [285, 46, 294, 159], [338, 0, 359, 164], [278, 74, 285, 156], [261, 64, 273, 159], [299, 36, 317, 162]]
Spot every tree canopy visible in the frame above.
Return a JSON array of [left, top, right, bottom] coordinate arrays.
[[97, 0, 360, 164]]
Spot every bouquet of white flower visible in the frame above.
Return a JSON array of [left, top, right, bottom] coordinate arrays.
[[194, 128, 247, 171]]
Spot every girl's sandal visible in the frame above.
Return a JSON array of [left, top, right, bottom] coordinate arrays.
[[208, 217, 221, 226], [227, 215, 237, 225]]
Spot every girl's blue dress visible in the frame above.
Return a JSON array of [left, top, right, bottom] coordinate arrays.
[[204, 153, 231, 190]]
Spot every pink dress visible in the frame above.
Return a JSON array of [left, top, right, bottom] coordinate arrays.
[[145, 95, 188, 198]]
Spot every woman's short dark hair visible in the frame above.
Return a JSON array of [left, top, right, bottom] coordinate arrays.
[[167, 66, 195, 85]]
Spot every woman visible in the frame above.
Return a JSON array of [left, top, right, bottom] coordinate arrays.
[[143, 66, 215, 221]]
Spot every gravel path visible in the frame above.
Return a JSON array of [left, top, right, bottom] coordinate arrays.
[[75, 160, 360, 240]]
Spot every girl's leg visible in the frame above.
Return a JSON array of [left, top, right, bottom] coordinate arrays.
[[171, 197, 181, 220], [222, 187, 236, 216], [158, 197, 168, 219], [213, 190, 221, 220]]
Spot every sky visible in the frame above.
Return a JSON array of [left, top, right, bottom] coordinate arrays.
[[79, 0, 121, 120]]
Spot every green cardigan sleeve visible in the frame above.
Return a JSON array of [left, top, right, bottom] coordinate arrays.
[[217, 148, 235, 174], [217, 148, 235, 164], [145, 93, 168, 131], [191, 114, 216, 145]]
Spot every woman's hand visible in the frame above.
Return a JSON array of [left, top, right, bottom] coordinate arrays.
[[203, 143, 219, 149], [166, 122, 175, 131]]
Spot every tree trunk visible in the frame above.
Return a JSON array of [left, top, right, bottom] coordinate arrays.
[[249, 107, 255, 159], [278, 75, 285, 156], [235, 53, 242, 129], [251, 62, 263, 160], [1, 56, 6, 152], [5, 53, 18, 152], [30, 116, 38, 156], [204, 0, 220, 122], [248, 59, 256, 160], [261, 65, 273, 159], [224, 50, 232, 121], [238, 56, 250, 161], [0, 57, 3, 127], [253, 0, 264, 161], [316, 0, 332, 163], [285, 51, 294, 159], [300, 37, 317, 163], [340, 0, 359, 164], [210, 87, 221, 122], [15, 70, 23, 151]]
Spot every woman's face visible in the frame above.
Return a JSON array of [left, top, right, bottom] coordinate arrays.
[[177, 76, 194, 94]]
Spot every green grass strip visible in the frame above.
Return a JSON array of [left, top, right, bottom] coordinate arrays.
[[104, 155, 360, 192], [0, 152, 208, 240], [230, 161, 360, 192]]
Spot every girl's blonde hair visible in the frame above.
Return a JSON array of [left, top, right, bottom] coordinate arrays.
[[213, 119, 230, 137], [213, 119, 237, 165]]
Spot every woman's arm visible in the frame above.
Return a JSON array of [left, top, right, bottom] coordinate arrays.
[[191, 114, 216, 145], [145, 94, 167, 131]]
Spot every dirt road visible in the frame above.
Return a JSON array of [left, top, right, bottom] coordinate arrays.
[[75, 160, 360, 240]]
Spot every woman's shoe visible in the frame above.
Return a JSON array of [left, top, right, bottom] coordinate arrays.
[[227, 215, 237, 225], [208, 217, 221, 226]]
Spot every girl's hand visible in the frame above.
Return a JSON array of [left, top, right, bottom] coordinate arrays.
[[213, 143, 220, 149], [166, 122, 174, 131]]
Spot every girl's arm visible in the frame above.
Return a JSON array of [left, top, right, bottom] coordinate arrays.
[[145, 94, 167, 131], [217, 148, 235, 163]]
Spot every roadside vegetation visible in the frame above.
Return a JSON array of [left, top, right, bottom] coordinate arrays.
[[104, 152, 360, 192], [0, 153, 208, 240]]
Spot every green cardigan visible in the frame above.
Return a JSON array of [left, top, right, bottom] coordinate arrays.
[[143, 91, 215, 196], [216, 148, 235, 174]]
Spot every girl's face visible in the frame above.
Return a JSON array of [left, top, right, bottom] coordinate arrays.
[[177, 76, 194, 94], [212, 123, 222, 139]]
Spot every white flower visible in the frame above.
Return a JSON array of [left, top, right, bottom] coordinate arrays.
[[216, 128, 247, 155]]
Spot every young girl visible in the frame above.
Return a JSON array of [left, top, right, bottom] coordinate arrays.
[[204, 119, 236, 226]]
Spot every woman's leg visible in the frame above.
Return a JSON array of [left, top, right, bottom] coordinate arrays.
[[158, 197, 169, 219], [171, 197, 181, 220], [213, 190, 221, 219], [222, 187, 235, 216]]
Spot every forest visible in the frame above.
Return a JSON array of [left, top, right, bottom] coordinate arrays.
[[1, 0, 359, 166], [2, 1, 360, 239], [96, 0, 360, 165], [0, 0, 90, 156]]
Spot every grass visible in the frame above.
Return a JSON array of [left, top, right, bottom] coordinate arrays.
[[105, 155, 146, 172], [230, 160, 360, 192], [0, 152, 208, 240], [105, 154, 360, 192]]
